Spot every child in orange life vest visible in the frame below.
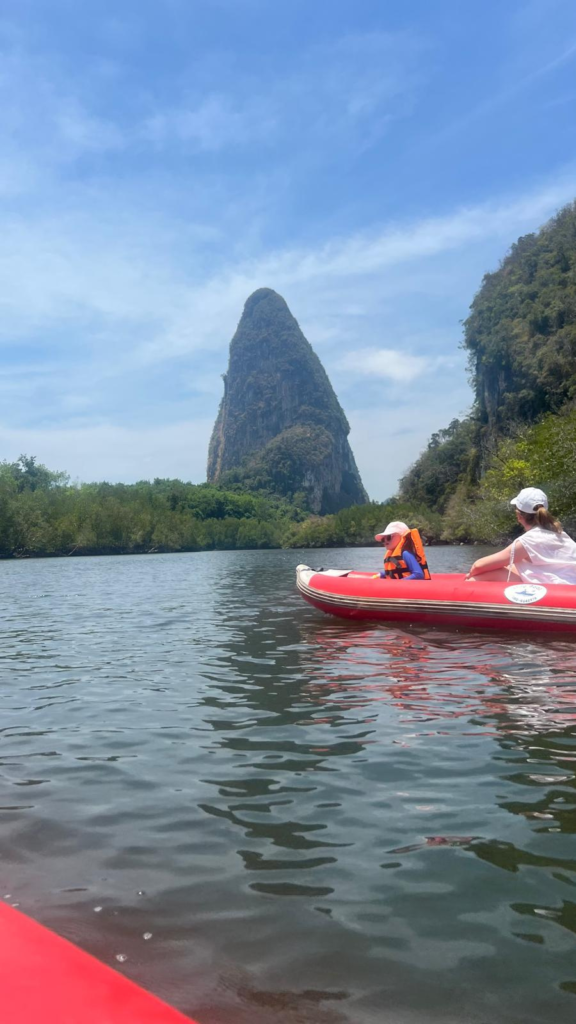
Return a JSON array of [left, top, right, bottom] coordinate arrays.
[[373, 521, 431, 580]]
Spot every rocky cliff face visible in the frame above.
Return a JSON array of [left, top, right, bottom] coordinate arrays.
[[207, 288, 368, 513], [464, 201, 576, 434]]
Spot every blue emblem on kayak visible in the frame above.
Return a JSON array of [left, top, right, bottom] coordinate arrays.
[[504, 584, 547, 605]]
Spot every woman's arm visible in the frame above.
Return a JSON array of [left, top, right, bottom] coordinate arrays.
[[466, 542, 529, 580]]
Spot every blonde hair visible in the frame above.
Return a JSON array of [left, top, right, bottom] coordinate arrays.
[[521, 506, 562, 534]]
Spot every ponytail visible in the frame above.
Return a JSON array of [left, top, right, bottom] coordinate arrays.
[[522, 506, 562, 533]]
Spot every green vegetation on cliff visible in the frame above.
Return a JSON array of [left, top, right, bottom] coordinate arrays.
[[399, 201, 576, 542], [442, 408, 576, 543], [218, 424, 367, 513], [217, 425, 334, 507], [466, 201, 576, 431], [399, 418, 477, 513]]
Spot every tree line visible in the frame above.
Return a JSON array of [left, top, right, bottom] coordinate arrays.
[[0, 457, 297, 557], [0, 455, 418, 558]]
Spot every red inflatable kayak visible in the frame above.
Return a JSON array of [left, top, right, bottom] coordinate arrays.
[[0, 903, 196, 1024], [296, 565, 576, 633]]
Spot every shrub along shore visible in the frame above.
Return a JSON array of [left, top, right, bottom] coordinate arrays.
[[0, 456, 442, 559]]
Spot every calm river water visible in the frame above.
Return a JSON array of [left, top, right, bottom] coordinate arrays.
[[1, 546, 576, 1023]]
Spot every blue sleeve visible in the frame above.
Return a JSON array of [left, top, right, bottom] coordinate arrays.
[[403, 550, 424, 580]]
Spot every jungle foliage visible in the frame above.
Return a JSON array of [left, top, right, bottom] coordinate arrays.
[[398, 418, 478, 513], [465, 201, 576, 430], [441, 408, 576, 543], [0, 455, 441, 559], [282, 500, 443, 548], [399, 201, 576, 542], [217, 425, 333, 506], [0, 456, 302, 558]]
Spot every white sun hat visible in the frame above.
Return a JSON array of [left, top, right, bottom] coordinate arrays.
[[510, 487, 548, 513], [374, 521, 409, 542]]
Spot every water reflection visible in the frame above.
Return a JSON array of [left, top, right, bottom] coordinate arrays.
[[198, 591, 576, 1012], [2, 549, 576, 1022], [299, 624, 576, 955]]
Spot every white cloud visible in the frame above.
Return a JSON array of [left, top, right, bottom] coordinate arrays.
[[133, 171, 576, 365], [0, 419, 214, 484], [0, 171, 574, 387], [337, 348, 451, 383], [140, 30, 423, 155], [0, 27, 421, 175]]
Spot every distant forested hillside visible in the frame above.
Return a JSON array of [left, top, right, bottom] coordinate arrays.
[[399, 200, 576, 541]]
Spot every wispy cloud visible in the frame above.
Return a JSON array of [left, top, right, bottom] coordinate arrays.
[[140, 31, 423, 154], [1, 172, 574, 370], [348, 392, 473, 498], [131, 171, 576, 364], [287, 31, 424, 142], [56, 100, 124, 153], [337, 348, 452, 383], [1, 4, 575, 492], [143, 94, 276, 151], [425, 37, 576, 148], [0, 49, 123, 171], [0, 26, 422, 176]]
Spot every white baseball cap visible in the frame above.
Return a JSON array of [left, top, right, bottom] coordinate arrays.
[[374, 521, 409, 542], [510, 487, 548, 513]]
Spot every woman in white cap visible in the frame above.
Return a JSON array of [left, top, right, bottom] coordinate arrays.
[[374, 521, 431, 580], [466, 487, 576, 583]]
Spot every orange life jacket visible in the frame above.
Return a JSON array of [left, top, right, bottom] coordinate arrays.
[[384, 529, 431, 580]]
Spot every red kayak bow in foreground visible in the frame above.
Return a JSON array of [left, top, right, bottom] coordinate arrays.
[[0, 903, 196, 1024]]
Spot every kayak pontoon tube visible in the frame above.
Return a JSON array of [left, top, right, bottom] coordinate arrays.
[[296, 565, 576, 633]]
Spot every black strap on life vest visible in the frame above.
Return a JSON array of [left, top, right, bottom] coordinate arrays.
[[385, 556, 410, 579]]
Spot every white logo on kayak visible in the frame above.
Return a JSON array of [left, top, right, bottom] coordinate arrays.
[[504, 584, 547, 605]]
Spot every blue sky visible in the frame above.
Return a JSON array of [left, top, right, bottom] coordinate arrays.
[[1, 0, 576, 499]]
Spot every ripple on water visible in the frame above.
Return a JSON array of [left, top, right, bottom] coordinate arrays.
[[1, 547, 576, 1023]]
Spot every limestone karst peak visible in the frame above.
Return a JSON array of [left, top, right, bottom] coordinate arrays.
[[207, 289, 367, 513]]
